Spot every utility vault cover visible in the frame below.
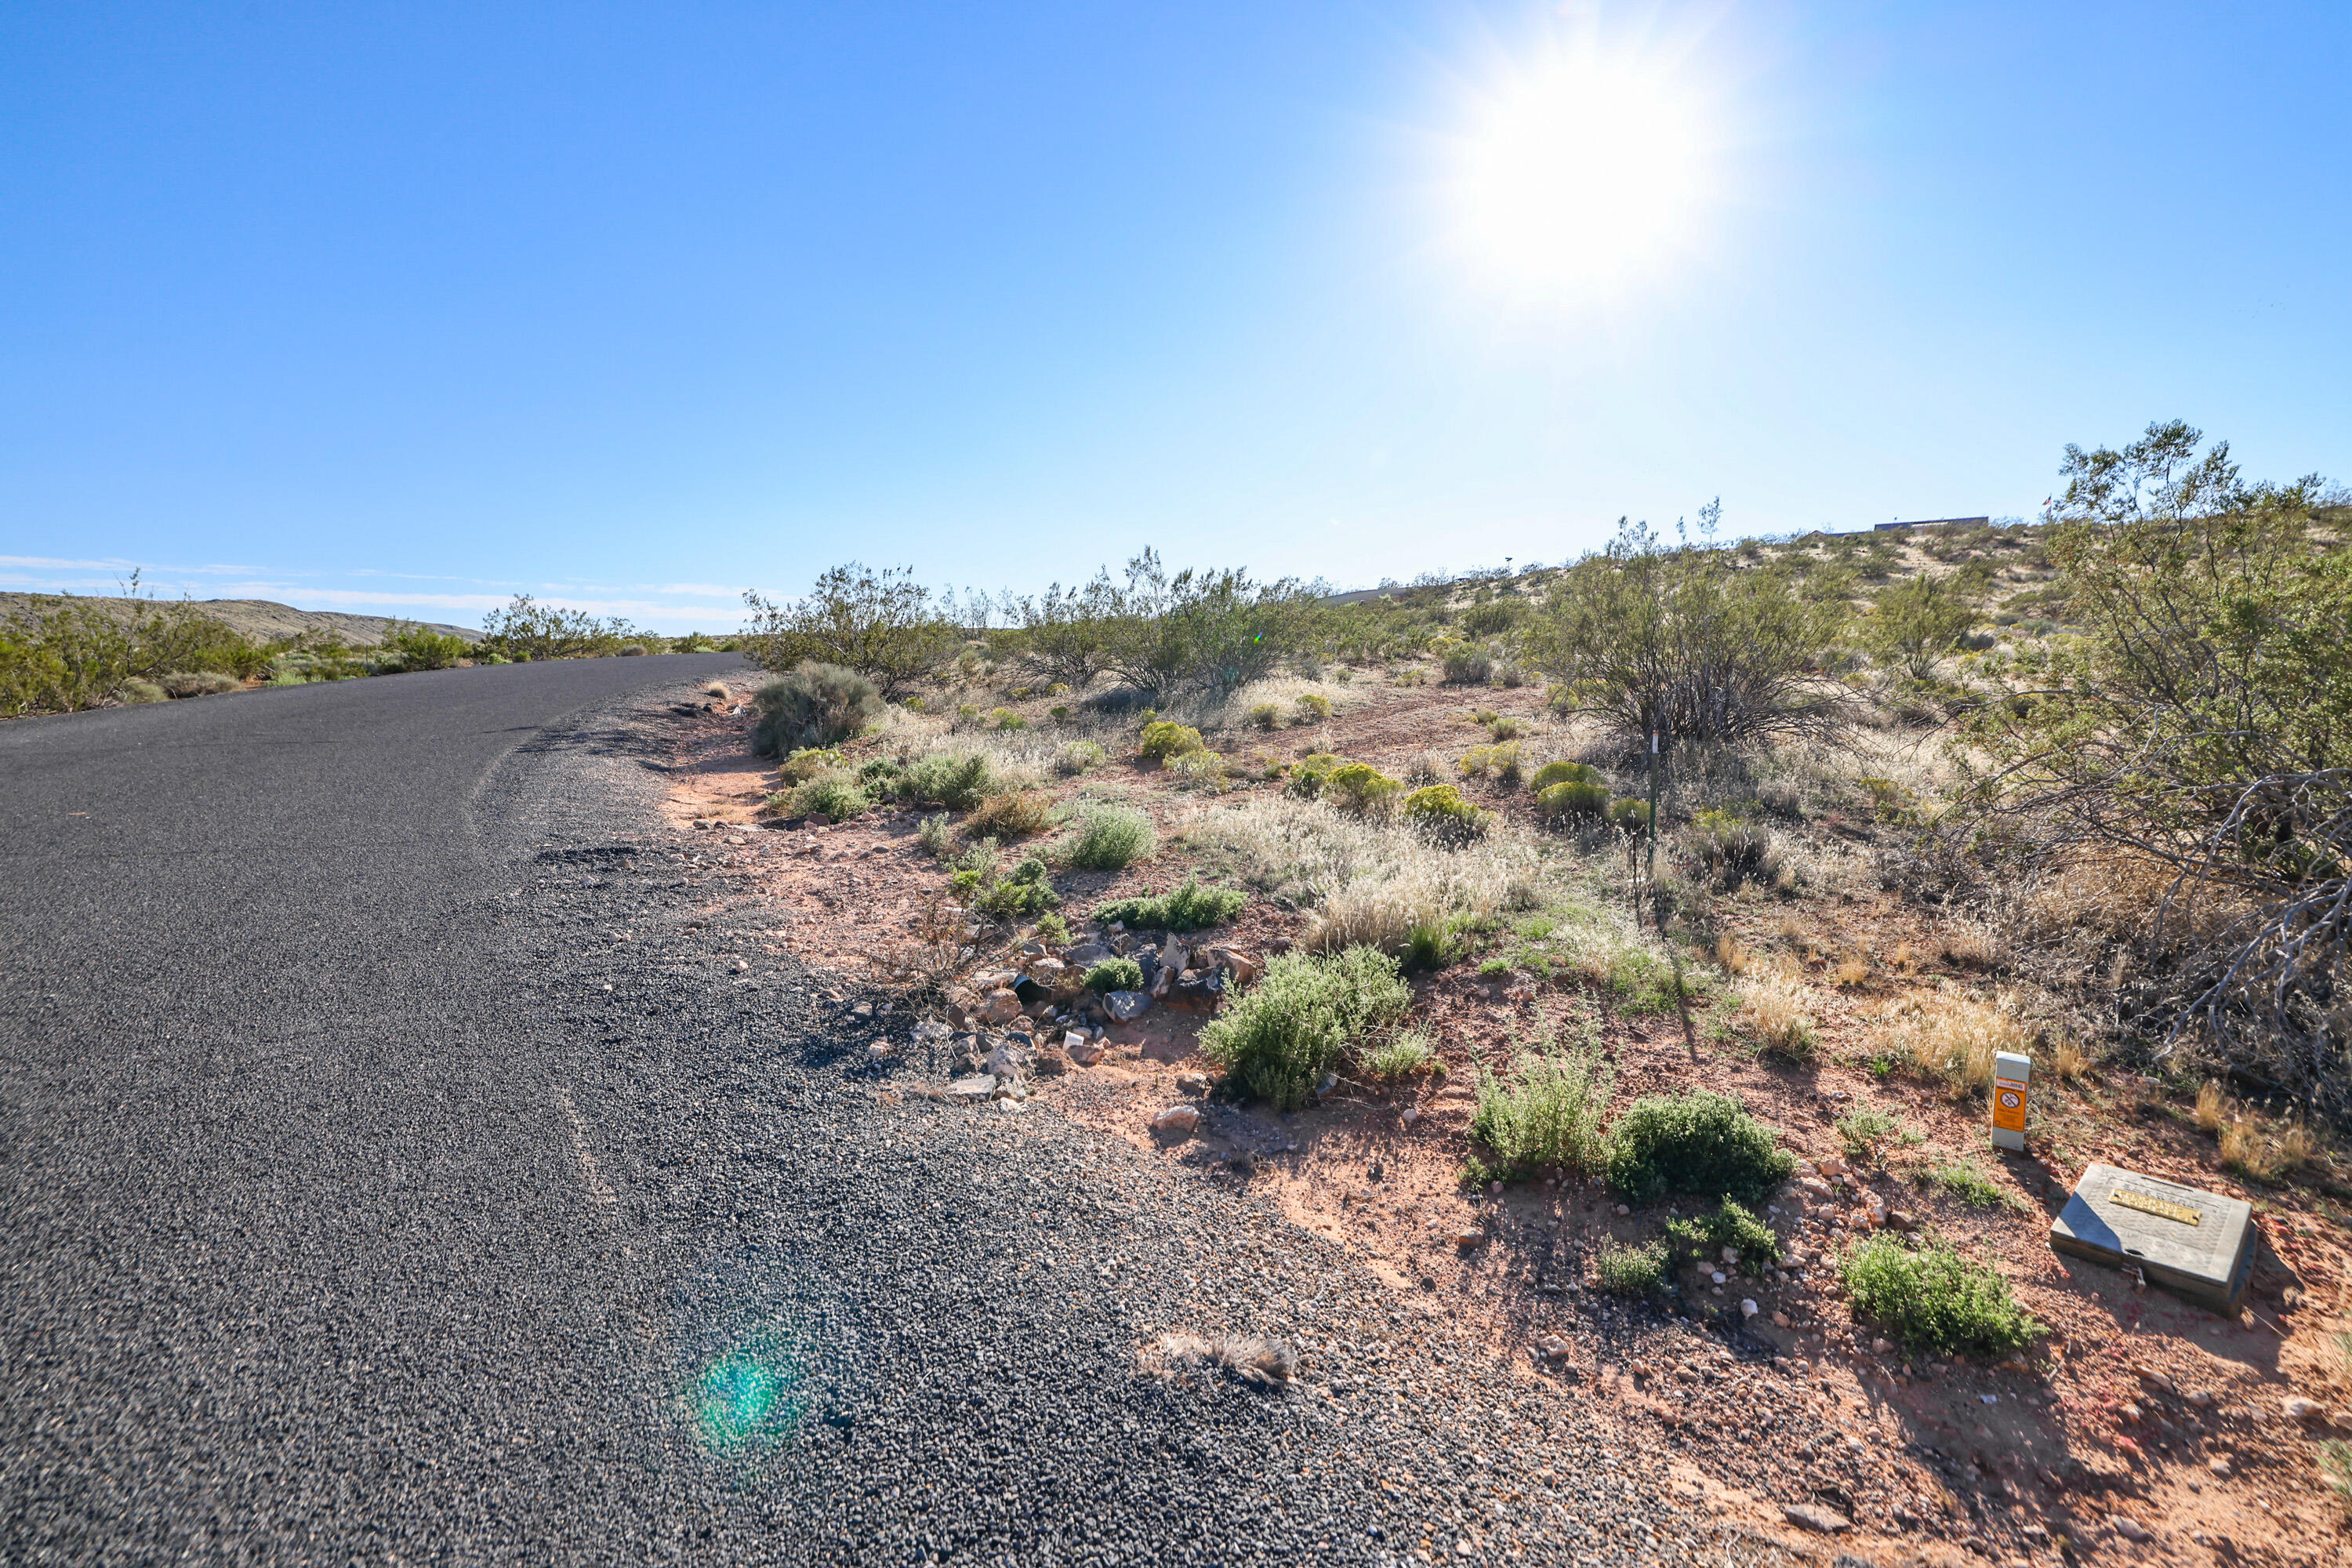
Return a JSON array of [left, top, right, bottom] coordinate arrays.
[[2049, 1162, 2255, 1312]]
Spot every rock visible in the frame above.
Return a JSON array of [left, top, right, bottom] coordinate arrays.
[[1062, 942, 1112, 967], [1203, 946, 1259, 987], [1796, 1178, 1834, 1200], [1772, 1311, 1790, 1328], [993, 1096, 1025, 1116], [1176, 1071, 1212, 1095], [1400, 1107, 1420, 1127], [985, 1040, 1033, 1080], [912, 1018, 952, 1044], [1887, 1210, 1919, 1232], [1316, 1070, 1339, 1098], [1781, 1503, 1850, 1534], [866, 1040, 891, 1060], [2110, 1517, 2153, 1543], [946, 1075, 996, 1102], [971, 968, 1021, 991], [2281, 1396, 2324, 1421], [1454, 1228, 1486, 1249], [2136, 1367, 2176, 1396], [1721, 1245, 1740, 1265], [1871, 1338, 1893, 1355], [1033, 1047, 1070, 1076], [2207, 1456, 2232, 1478], [1160, 938, 1189, 974], [2184, 1389, 2215, 1408], [1615, 1203, 1631, 1216], [976, 989, 1024, 1025], [1105, 990, 1151, 1022], [1151, 1105, 1200, 1136], [1740, 1299, 1759, 1319]]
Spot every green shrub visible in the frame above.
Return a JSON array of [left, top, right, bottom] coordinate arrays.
[[1083, 956, 1145, 992], [1198, 946, 1412, 1109], [1403, 784, 1490, 847], [1399, 916, 1467, 972], [1328, 761, 1403, 818], [2320, 1440, 2352, 1518], [1362, 1029, 1436, 1080], [1536, 781, 1610, 821], [1063, 804, 1156, 870], [1247, 702, 1279, 729], [916, 813, 953, 857], [1295, 692, 1332, 721], [1835, 1106, 1900, 1161], [778, 746, 846, 784], [1922, 1161, 2020, 1211], [1166, 748, 1228, 789], [858, 756, 902, 789], [990, 706, 1027, 730], [1530, 760, 1599, 793], [1595, 1237, 1670, 1297], [1138, 720, 1206, 760], [1472, 1040, 1615, 1178], [751, 662, 883, 757], [1442, 645, 1495, 684], [1664, 1199, 1784, 1274], [1033, 911, 1071, 947], [1094, 877, 1247, 932], [1608, 797, 1653, 833], [1604, 1090, 1795, 1205], [116, 677, 167, 705], [380, 620, 471, 671], [1839, 1235, 2038, 1357], [1283, 753, 1345, 800], [967, 791, 1054, 840], [947, 837, 1000, 878], [159, 670, 242, 697], [971, 856, 1058, 918], [1690, 808, 1782, 891], [791, 769, 871, 820], [895, 750, 998, 810]]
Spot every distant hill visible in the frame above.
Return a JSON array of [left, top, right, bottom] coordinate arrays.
[[0, 593, 479, 648]]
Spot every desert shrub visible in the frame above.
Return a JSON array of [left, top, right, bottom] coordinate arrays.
[[1294, 692, 1332, 721], [1472, 1038, 1615, 1178], [1063, 804, 1156, 870], [1864, 572, 1980, 679], [476, 593, 637, 660], [1403, 784, 1490, 848], [791, 769, 871, 820], [2319, 1441, 2352, 1518], [1595, 1237, 1670, 1297], [967, 791, 1054, 840], [739, 563, 955, 692], [895, 750, 999, 811], [1054, 739, 1108, 775], [1458, 598, 1526, 638], [1442, 645, 1496, 685], [1283, 753, 1345, 800], [1197, 946, 1412, 1109], [1608, 797, 1653, 833], [1736, 973, 1819, 1061], [1524, 510, 1847, 747], [1536, 781, 1610, 822], [750, 662, 884, 757], [159, 670, 242, 698], [1840, 1235, 2038, 1357], [1530, 760, 1599, 793], [1166, 748, 1229, 790], [0, 593, 277, 714], [1362, 1029, 1436, 1080], [1328, 761, 1403, 818], [1490, 742, 1523, 784], [116, 677, 167, 704], [778, 746, 845, 784], [916, 813, 953, 857], [1664, 1198, 1784, 1274], [1083, 956, 1145, 993], [947, 837, 1001, 877], [1094, 877, 1247, 932], [1458, 744, 1497, 779], [1835, 1106, 1900, 1160], [970, 857, 1058, 919], [379, 620, 472, 671], [1247, 702, 1280, 729], [1604, 1090, 1795, 1205], [989, 706, 1027, 731], [1138, 720, 1207, 760], [617, 643, 647, 657]]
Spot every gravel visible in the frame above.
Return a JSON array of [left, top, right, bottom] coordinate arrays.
[[2, 664, 1714, 1565]]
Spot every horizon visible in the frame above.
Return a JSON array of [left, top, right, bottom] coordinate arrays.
[[5, 2, 2348, 634]]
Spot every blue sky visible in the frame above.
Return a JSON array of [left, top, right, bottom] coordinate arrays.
[[4, 2, 2347, 632]]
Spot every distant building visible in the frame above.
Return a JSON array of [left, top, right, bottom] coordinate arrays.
[[1875, 516, 1990, 532]]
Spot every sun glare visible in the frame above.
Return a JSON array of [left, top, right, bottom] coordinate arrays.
[[1447, 38, 1714, 303]]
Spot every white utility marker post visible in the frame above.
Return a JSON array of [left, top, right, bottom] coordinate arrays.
[[1991, 1051, 2031, 1151]]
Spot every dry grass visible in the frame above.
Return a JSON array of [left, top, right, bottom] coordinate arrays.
[[2195, 1080, 2229, 1133], [2052, 1037, 2090, 1081], [1890, 940, 1918, 973], [965, 790, 1054, 840], [1715, 933, 1752, 975], [1834, 953, 1871, 988], [1881, 982, 2028, 1095], [1138, 1332, 1296, 1388], [1735, 972, 1820, 1061]]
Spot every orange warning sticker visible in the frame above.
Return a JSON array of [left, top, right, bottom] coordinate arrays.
[[1991, 1082, 2027, 1132]]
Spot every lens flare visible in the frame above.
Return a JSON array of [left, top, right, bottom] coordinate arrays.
[[692, 1349, 794, 1451]]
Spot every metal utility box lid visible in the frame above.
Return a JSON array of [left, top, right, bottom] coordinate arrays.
[[2049, 1163, 2255, 1313]]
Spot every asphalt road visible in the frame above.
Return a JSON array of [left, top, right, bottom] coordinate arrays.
[[2, 659, 1696, 1567]]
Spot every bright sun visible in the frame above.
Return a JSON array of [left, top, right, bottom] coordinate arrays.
[[1447, 39, 1713, 302]]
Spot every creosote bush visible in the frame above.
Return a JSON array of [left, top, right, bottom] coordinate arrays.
[[791, 769, 871, 820], [1472, 1038, 1615, 1178], [895, 750, 999, 811], [1839, 1235, 2038, 1357], [1094, 877, 1247, 932], [751, 662, 883, 757], [1062, 803, 1156, 871], [1197, 946, 1411, 1109], [1604, 1090, 1795, 1206], [1664, 1199, 1784, 1274]]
